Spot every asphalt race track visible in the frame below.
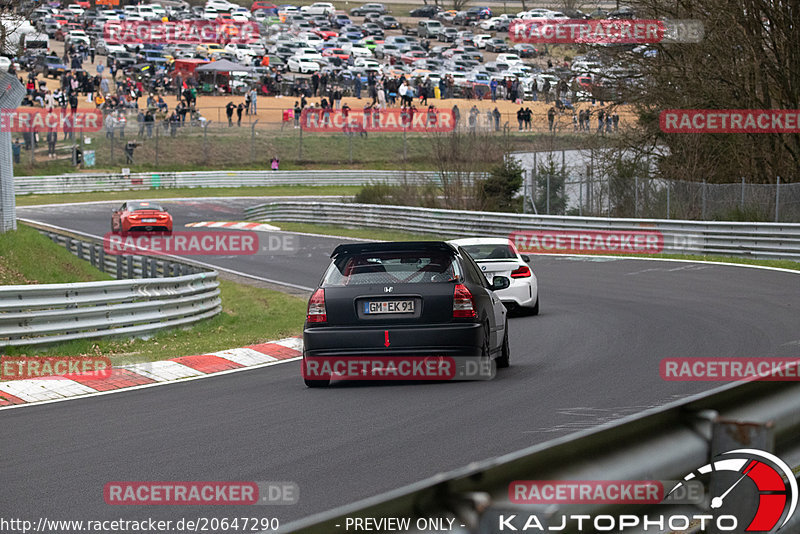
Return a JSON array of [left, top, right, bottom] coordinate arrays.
[[3, 199, 799, 530]]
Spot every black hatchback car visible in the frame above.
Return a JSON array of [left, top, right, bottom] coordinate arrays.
[[302, 241, 511, 387]]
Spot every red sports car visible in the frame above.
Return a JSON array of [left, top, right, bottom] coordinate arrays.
[[111, 201, 173, 234]]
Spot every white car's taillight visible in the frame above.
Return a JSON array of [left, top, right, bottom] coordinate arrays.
[[453, 283, 477, 318], [307, 288, 327, 323], [511, 265, 531, 278]]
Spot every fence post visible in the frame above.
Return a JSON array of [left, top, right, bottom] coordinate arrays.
[[154, 123, 159, 167], [116, 255, 122, 278], [203, 122, 210, 165], [741, 176, 745, 210], [775, 176, 780, 222], [126, 255, 133, 278], [298, 120, 303, 160], [702, 179, 707, 220], [250, 120, 259, 163], [634, 175, 639, 217], [579, 174, 583, 216], [546, 173, 550, 215], [666, 181, 670, 219]]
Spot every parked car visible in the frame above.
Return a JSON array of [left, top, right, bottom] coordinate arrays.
[[485, 38, 509, 53], [416, 19, 442, 39], [349, 3, 388, 16], [409, 5, 442, 17], [377, 15, 400, 29]]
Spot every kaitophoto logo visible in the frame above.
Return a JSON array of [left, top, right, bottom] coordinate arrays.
[[299, 108, 455, 133], [0, 108, 104, 132], [510, 230, 664, 255], [660, 109, 800, 133], [103, 20, 260, 44], [509, 19, 703, 44], [668, 449, 798, 532], [496, 450, 796, 532]]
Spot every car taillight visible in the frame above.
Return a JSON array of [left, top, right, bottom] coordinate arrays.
[[307, 288, 327, 323], [511, 265, 531, 278], [453, 283, 476, 318]]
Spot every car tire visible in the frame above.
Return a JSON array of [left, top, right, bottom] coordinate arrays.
[[526, 296, 539, 316], [496, 318, 510, 368], [302, 358, 330, 388]]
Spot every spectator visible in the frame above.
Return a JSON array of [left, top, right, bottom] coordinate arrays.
[[249, 87, 257, 115], [236, 102, 244, 126], [271, 156, 280, 171], [46, 129, 57, 158], [547, 106, 556, 131], [493, 107, 501, 131], [524, 107, 532, 130], [226, 101, 235, 127], [490, 79, 498, 102], [517, 107, 524, 131], [452, 104, 460, 130], [294, 101, 301, 128], [144, 110, 154, 138]]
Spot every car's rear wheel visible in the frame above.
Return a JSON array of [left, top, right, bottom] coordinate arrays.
[[496, 318, 510, 368], [527, 295, 539, 316], [302, 358, 330, 388]]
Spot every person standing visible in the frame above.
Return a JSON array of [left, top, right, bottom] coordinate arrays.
[[517, 107, 524, 131], [452, 104, 460, 130], [47, 129, 57, 158], [490, 79, 498, 102], [236, 102, 244, 126], [226, 101, 235, 127], [271, 156, 280, 170], [294, 101, 301, 128], [249, 87, 258, 115], [547, 106, 556, 131], [493, 107, 501, 131]]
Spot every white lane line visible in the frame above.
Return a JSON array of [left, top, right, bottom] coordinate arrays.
[[118, 361, 204, 382], [211, 348, 279, 367]]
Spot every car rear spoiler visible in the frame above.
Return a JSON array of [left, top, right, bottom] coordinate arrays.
[[330, 241, 455, 258]]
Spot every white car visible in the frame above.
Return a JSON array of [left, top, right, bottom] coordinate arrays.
[[66, 30, 91, 46], [346, 45, 372, 57], [496, 53, 522, 65], [449, 238, 539, 314], [472, 34, 492, 48], [224, 43, 256, 61], [246, 42, 267, 55], [0, 56, 11, 72], [66, 3, 85, 16], [354, 57, 379, 69], [287, 56, 321, 73], [300, 2, 335, 16]]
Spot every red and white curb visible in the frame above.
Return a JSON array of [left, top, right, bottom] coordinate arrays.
[[0, 337, 302, 407], [185, 221, 281, 231]]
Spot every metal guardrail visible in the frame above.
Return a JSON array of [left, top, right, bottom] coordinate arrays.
[[283, 380, 800, 534], [244, 201, 800, 261], [1, 221, 221, 348], [14, 170, 457, 195]]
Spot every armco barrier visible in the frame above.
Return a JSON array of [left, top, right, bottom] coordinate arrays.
[[284, 380, 800, 534], [1, 221, 221, 348], [13, 170, 459, 195], [244, 201, 800, 261]]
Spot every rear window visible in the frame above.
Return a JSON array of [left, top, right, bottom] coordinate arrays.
[[460, 244, 516, 261], [128, 202, 165, 211], [323, 251, 460, 286]]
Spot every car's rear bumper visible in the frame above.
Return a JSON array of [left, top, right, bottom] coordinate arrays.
[[303, 322, 485, 358], [496, 276, 538, 307]]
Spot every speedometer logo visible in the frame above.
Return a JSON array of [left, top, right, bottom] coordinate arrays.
[[669, 449, 797, 531]]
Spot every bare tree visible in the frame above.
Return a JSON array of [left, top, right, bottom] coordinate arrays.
[[609, 0, 800, 183]]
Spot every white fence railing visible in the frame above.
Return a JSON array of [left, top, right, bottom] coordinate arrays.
[[14, 170, 452, 195], [244, 201, 800, 261], [1, 221, 221, 348]]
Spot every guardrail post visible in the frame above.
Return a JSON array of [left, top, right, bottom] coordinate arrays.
[[775, 176, 781, 222], [98, 246, 105, 273], [666, 181, 671, 219], [702, 179, 707, 220], [116, 255, 122, 279], [126, 255, 133, 278], [154, 125, 159, 168], [89, 243, 96, 267], [635, 175, 639, 217], [740, 176, 745, 210], [75, 238, 83, 260], [151, 257, 157, 278]]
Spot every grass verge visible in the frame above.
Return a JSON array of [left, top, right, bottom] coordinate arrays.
[[268, 221, 800, 271], [15, 185, 361, 206], [2, 280, 307, 365], [0, 224, 113, 285]]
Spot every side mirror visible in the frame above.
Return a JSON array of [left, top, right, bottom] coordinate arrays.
[[521, 254, 530, 263], [491, 276, 510, 290]]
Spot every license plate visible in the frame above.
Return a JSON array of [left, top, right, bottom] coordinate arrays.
[[141, 218, 157, 223], [364, 300, 415, 314]]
